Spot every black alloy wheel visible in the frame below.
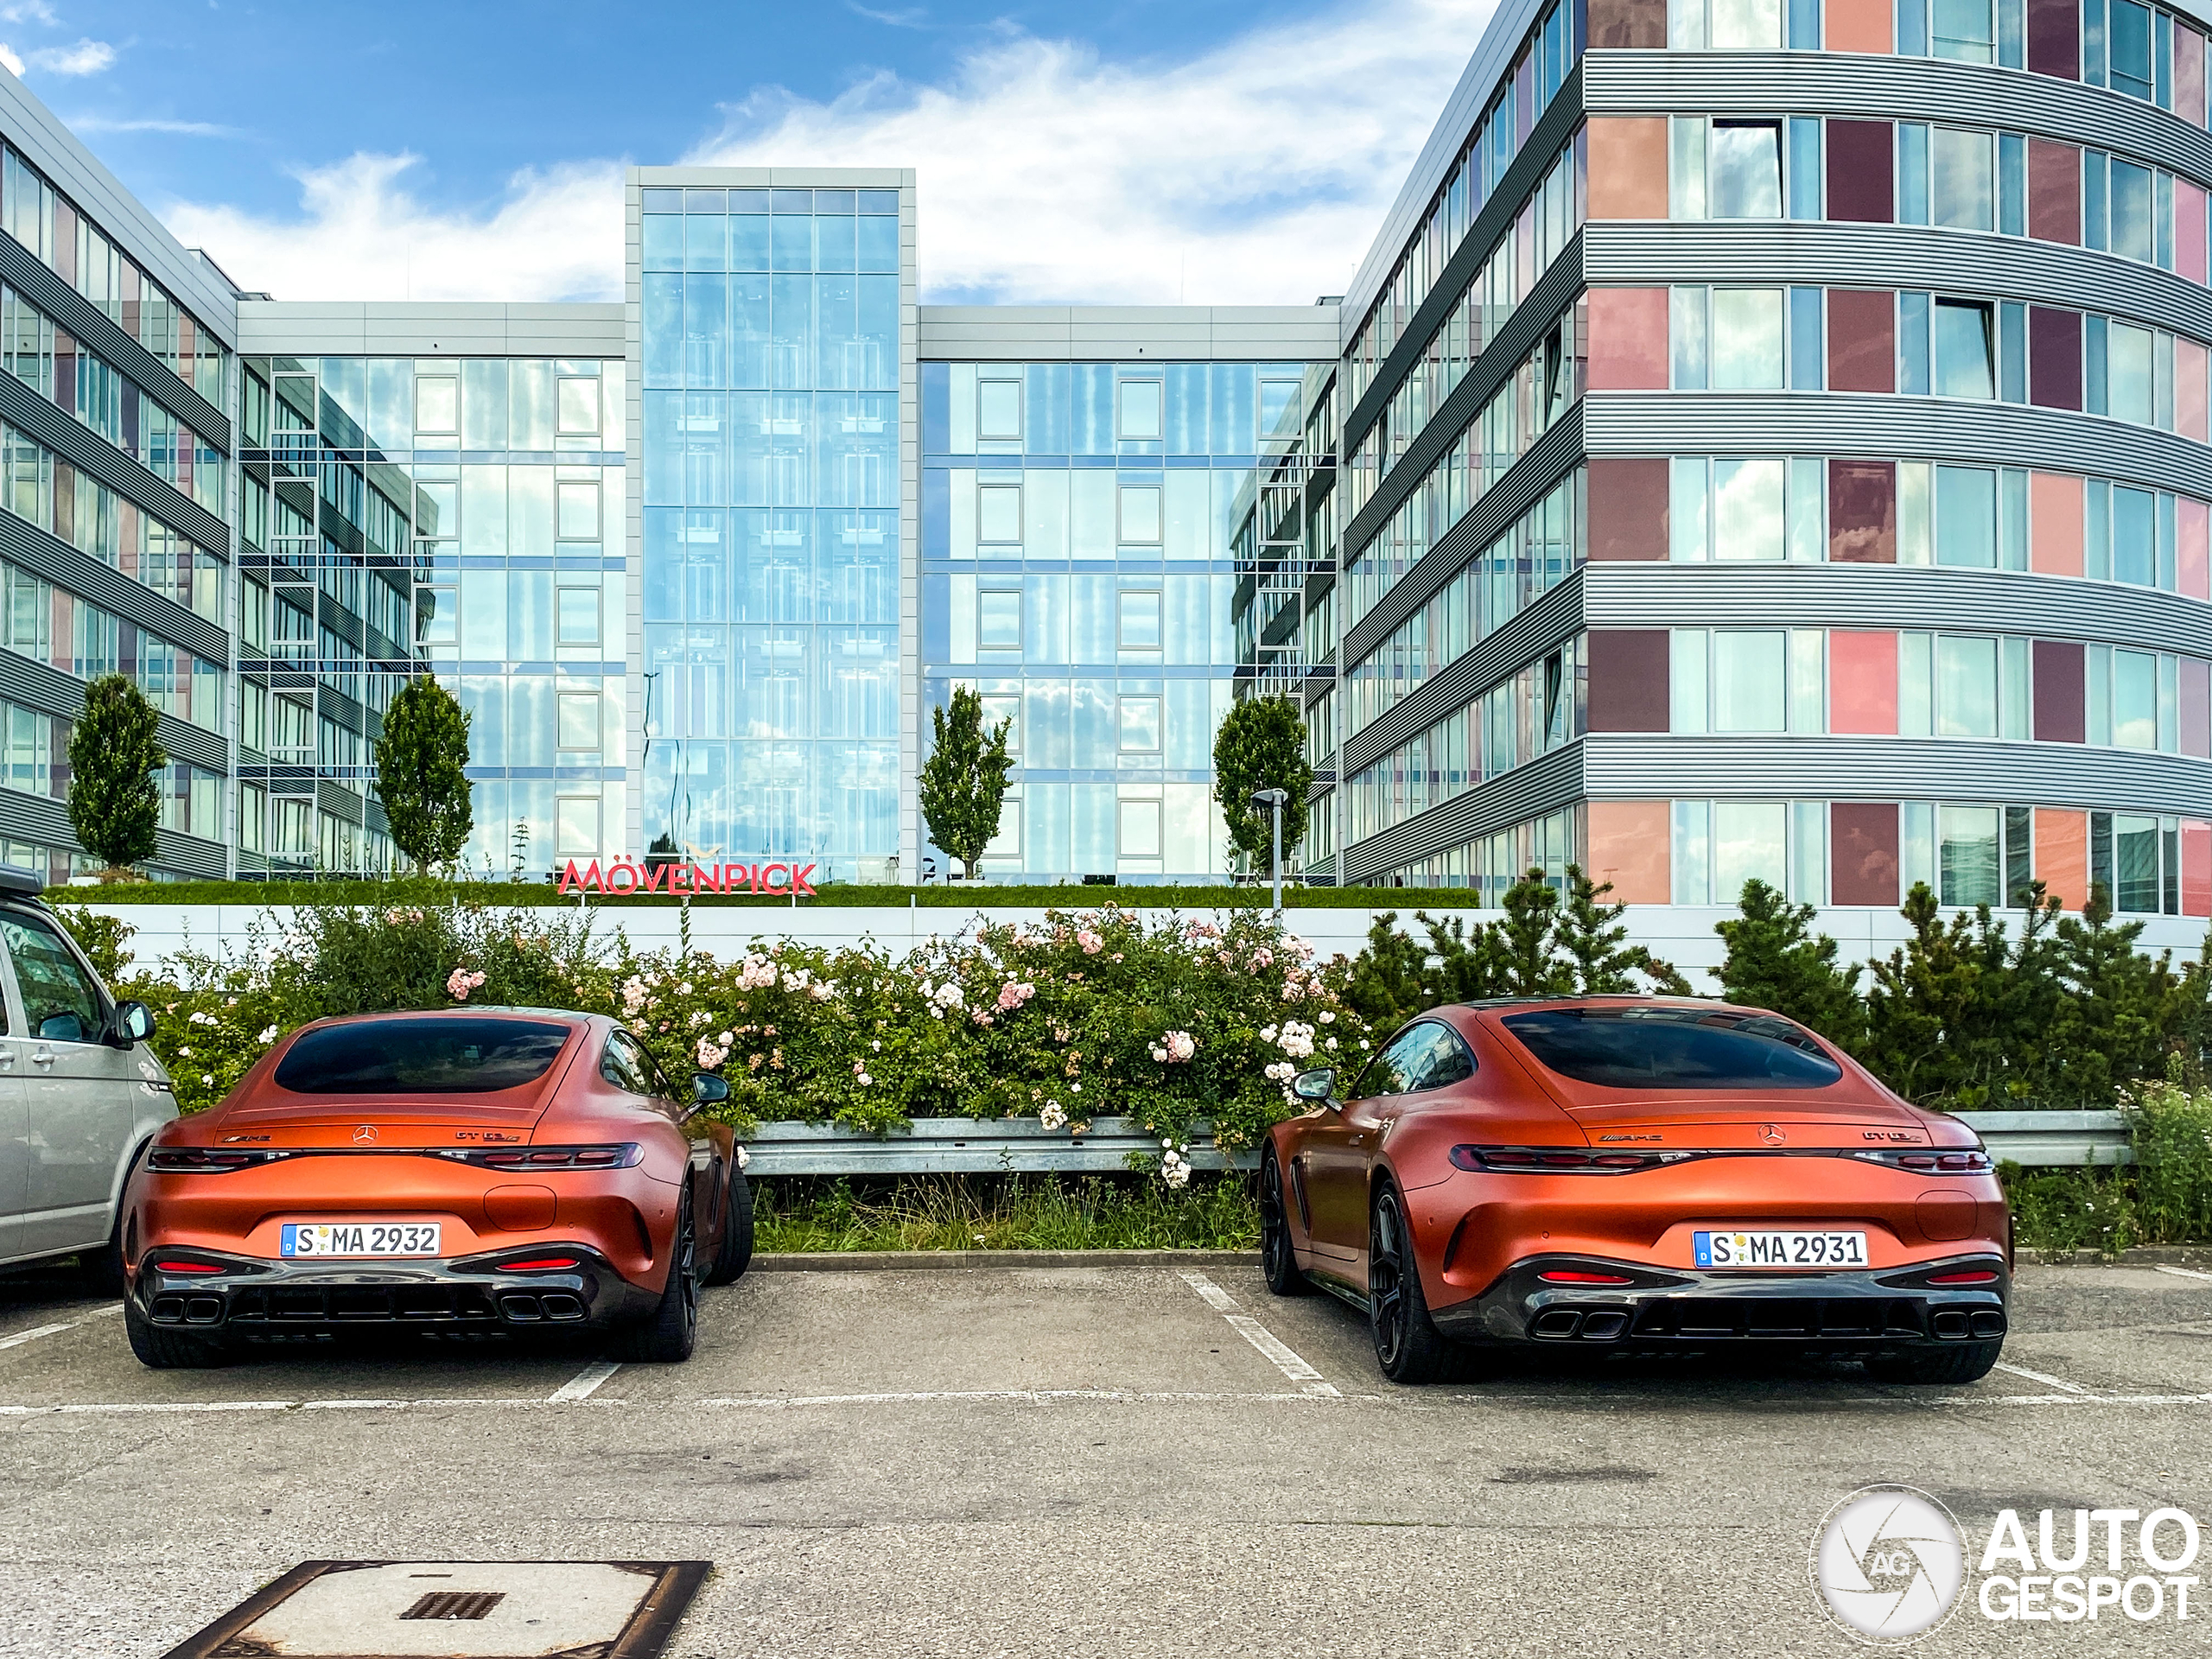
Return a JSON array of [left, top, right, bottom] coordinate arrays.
[[617, 1188, 699, 1363], [1259, 1145, 1307, 1297], [1368, 1180, 1462, 1384]]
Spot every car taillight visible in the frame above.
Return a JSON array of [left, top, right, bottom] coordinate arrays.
[[457, 1144, 642, 1170], [499, 1256, 582, 1273], [1538, 1270, 1635, 1285], [1927, 1269, 1999, 1285], [149, 1258, 225, 1274], [1853, 1149, 1994, 1174], [146, 1147, 279, 1173], [1451, 1145, 1691, 1173]]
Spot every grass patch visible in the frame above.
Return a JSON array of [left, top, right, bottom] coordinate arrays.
[[752, 1173, 1262, 1253], [54, 880, 1474, 911]]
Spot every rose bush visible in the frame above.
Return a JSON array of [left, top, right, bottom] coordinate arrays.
[[64, 896, 1377, 1173]]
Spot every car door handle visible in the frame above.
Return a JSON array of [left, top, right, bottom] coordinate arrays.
[[29, 1046, 53, 1067]]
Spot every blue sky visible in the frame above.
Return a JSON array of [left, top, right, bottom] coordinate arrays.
[[3, 0, 1496, 305]]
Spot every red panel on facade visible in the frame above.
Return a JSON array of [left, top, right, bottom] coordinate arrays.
[[2183, 657, 2211, 759], [2185, 822, 2212, 918], [1826, 289, 1897, 392], [2028, 140, 2082, 245], [2027, 0, 2079, 77], [1586, 458, 1671, 560], [1829, 632, 1899, 734], [2181, 495, 2211, 599], [2179, 181, 2209, 284], [1826, 122, 1896, 222], [1586, 0, 1667, 48], [1831, 804, 1900, 906], [2037, 809, 2090, 911], [1829, 461, 1897, 562], [1826, 0, 1893, 51], [2032, 639, 2086, 742], [1585, 289, 1671, 389], [1585, 631, 1671, 733], [2029, 307, 2083, 410]]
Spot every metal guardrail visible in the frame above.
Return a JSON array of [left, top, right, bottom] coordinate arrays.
[[1950, 1110, 2132, 1166], [744, 1109, 2132, 1175], [746, 1116, 1258, 1176]]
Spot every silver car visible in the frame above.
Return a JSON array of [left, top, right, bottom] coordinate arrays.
[[0, 868, 170, 1287]]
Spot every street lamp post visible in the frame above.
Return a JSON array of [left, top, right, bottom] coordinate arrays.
[[1250, 787, 1289, 916]]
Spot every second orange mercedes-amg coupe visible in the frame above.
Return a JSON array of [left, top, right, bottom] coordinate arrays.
[[120, 1010, 753, 1369], [1260, 997, 2010, 1385]]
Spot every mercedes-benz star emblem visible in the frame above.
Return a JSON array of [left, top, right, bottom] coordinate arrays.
[[353, 1124, 378, 1143], [1760, 1123, 1787, 1145]]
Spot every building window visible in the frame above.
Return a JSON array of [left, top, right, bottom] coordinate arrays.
[[1931, 128, 1994, 231], [1118, 696, 1161, 753], [1709, 120, 1783, 219], [1118, 485, 1162, 544], [976, 588, 1022, 651], [977, 484, 1022, 544], [1668, 0, 1782, 48], [1932, 299, 1994, 398], [1116, 380, 1163, 441], [1117, 589, 1162, 649], [978, 378, 1022, 441], [556, 482, 601, 539], [1932, 0, 1996, 60], [557, 586, 601, 646]]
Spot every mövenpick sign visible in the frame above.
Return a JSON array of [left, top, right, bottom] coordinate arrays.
[[557, 858, 818, 897]]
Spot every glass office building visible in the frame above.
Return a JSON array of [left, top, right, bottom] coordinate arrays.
[[634, 173, 908, 876], [918, 358, 1314, 879], [9, 3, 2212, 937]]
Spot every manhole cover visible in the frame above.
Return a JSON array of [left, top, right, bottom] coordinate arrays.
[[162, 1560, 709, 1658]]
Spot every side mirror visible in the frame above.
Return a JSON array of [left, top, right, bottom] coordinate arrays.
[[692, 1072, 730, 1104], [1292, 1066, 1336, 1103], [110, 1001, 155, 1046]]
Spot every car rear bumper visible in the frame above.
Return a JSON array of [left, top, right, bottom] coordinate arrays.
[[1432, 1253, 2010, 1354], [130, 1245, 662, 1341]]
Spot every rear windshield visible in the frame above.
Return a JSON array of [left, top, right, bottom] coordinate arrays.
[[1500, 1007, 1843, 1090], [273, 1018, 574, 1095]]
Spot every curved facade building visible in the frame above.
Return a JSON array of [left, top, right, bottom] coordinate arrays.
[[1311, 0, 2212, 950]]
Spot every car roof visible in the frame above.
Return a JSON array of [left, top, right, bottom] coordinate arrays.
[[1459, 995, 1782, 1019], [296, 1007, 602, 1027]]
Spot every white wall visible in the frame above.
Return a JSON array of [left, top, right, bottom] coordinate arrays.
[[74, 899, 2209, 987]]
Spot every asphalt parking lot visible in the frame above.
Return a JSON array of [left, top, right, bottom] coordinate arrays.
[[0, 1261, 2206, 1657]]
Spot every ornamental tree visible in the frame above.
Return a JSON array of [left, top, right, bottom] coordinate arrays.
[[67, 674, 167, 879], [1212, 695, 1312, 877], [374, 676, 474, 872], [919, 686, 1014, 879], [1714, 877, 1866, 1049]]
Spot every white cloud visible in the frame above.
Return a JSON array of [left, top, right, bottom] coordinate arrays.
[[160, 153, 625, 303], [0, 44, 22, 78], [0, 4, 60, 23], [158, 0, 1493, 307], [26, 37, 112, 75], [691, 0, 1496, 304], [70, 115, 238, 137]]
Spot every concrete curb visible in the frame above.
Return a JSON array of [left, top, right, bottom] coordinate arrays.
[[750, 1249, 1262, 1271], [2016, 1245, 2212, 1266]]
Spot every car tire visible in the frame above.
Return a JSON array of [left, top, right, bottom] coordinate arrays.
[[1865, 1340, 2003, 1385], [1258, 1146, 1307, 1298], [123, 1296, 232, 1370], [1369, 1179, 1465, 1385], [613, 1190, 699, 1363], [702, 1167, 753, 1287]]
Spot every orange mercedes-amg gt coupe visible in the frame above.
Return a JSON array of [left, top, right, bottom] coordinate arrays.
[[1260, 997, 2011, 1386], [120, 1010, 752, 1369]]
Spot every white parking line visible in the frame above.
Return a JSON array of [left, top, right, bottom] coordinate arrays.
[[1177, 1271, 1339, 1398], [1993, 1360, 2097, 1395], [548, 1361, 621, 1402], [0, 1322, 77, 1352], [2153, 1263, 2212, 1283]]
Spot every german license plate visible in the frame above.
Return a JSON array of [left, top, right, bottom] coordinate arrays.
[[280, 1222, 442, 1258], [1694, 1229, 1867, 1268]]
